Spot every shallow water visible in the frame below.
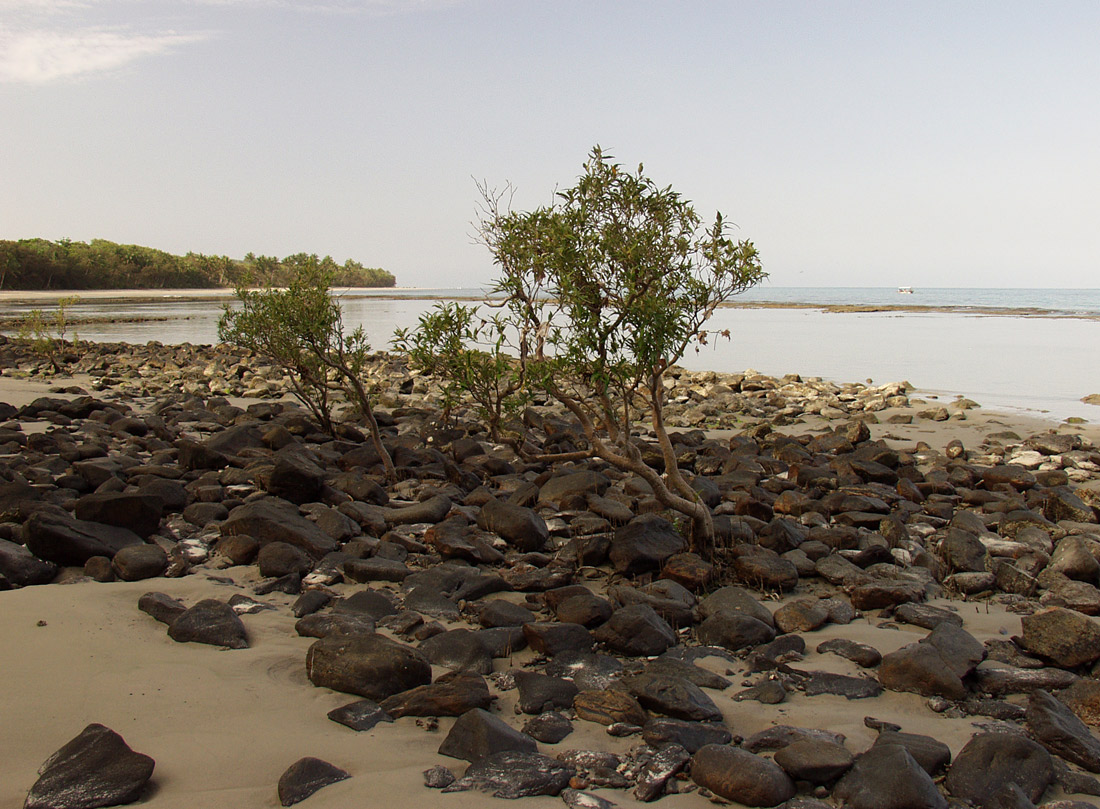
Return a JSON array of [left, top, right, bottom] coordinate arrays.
[[4, 292, 1099, 423]]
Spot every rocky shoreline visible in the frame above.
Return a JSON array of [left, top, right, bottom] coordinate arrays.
[[3, 337, 1100, 808]]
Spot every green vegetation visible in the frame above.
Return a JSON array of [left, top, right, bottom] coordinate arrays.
[[218, 257, 396, 481], [405, 146, 765, 547], [16, 295, 81, 372], [0, 238, 395, 290], [393, 301, 528, 441]]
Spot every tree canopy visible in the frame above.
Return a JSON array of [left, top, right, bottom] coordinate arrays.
[[0, 238, 395, 290]]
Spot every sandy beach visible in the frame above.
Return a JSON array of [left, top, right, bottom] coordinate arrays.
[[3, 355, 1100, 808]]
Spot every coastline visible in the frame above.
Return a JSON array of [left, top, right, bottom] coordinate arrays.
[[3, 350, 1100, 808]]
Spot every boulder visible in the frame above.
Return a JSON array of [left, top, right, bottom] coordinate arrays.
[[437, 707, 537, 762], [24, 723, 155, 809], [111, 544, 168, 581], [833, 743, 946, 809], [945, 732, 1053, 806], [609, 515, 687, 576], [477, 499, 549, 552], [0, 538, 57, 587], [220, 499, 337, 559], [690, 744, 796, 807], [74, 492, 163, 540], [1021, 608, 1100, 668], [24, 510, 143, 566], [1027, 689, 1100, 772], [592, 604, 677, 657], [306, 633, 431, 700], [277, 757, 350, 806], [167, 599, 249, 649]]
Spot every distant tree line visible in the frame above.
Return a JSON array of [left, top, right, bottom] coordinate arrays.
[[0, 238, 396, 290]]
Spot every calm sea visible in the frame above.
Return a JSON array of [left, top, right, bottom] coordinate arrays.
[[4, 287, 1099, 423]]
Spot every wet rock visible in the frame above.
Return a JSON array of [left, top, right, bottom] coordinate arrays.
[[437, 707, 537, 762], [945, 732, 1053, 806], [326, 699, 394, 731], [593, 604, 677, 657], [1027, 689, 1100, 772], [379, 671, 492, 718], [277, 757, 350, 806], [306, 633, 431, 700], [167, 599, 249, 649], [24, 723, 155, 809], [690, 744, 796, 807], [444, 749, 572, 798], [833, 743, 946, 809]]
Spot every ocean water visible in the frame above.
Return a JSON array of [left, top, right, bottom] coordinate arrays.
[[4, 288, 1099, 423]]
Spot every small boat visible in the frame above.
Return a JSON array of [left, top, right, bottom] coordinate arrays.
[[898, 286, 914, 294]]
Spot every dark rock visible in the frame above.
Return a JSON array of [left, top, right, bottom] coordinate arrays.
[[167, 599, 249, 649], [872, 731, 952, 775], [220, 499, 337, 559], [971, 665, 1077, 696], [437, 707, 537, 762], [379, 671, 492, 718], [646, 657, 731, 691], [802, 671, 883, 700], [697, 585, 775, 627], [24, 509, 143, 566], [477, 598, 536, 628], [546, 651, 623, 691], [0, 538, 57, 587], [894, 602, 964, 630], [257, 542, 312, 579], [522, 622, 593, 657], [945, 732, 1053, 806], [111, 544, 168, 581], [633, 742, 690, 802], [623, 672, 723, 722], [550, 591, 614, 628], [306, 633, 431, 699], [816, 638, 882, 668], [538, 470, 610, 506], [326, 699, 394, 731], [291, 590, 331, 618], [444, 749, 572, 798], [742, 725, 846, 753], [642, 718, 732, 753], [1027, 689, 1100, 772], [138, 591, 187, 625], [773, 599, 828, 633], [419, 628, 493, 674], [277, 757, 350, 806], [732, 552, 799, 592], [74, 492, 163, 539], [609, 515, 687, 576], [690, 744, 797, 807], [879, 641, 966, 700], [773, 739, 854, 784], [513, 670, 579, 715], [833, 743, 946, 809], [332, 588, 398, 622], [848, 580, 926, 610], [593, 604, 677, 657], [423, 764, 456, 789], [23, 723, 155, 809], [380, 494, 452, 526], [573, 689, 648, 726], [1021, 607, 1100, 668], [697, 612, 775, 652], [477, 498, 549, 552], [522, 712, 574, 744], [267, 450, 325, 504]]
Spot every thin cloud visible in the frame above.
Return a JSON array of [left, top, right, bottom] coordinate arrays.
[[0, 28, 208, 83]]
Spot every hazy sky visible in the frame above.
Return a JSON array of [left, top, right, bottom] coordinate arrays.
[[2, 1, 1098, 289]]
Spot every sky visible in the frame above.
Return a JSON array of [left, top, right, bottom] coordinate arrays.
[[2, 1, 1098, 289]]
